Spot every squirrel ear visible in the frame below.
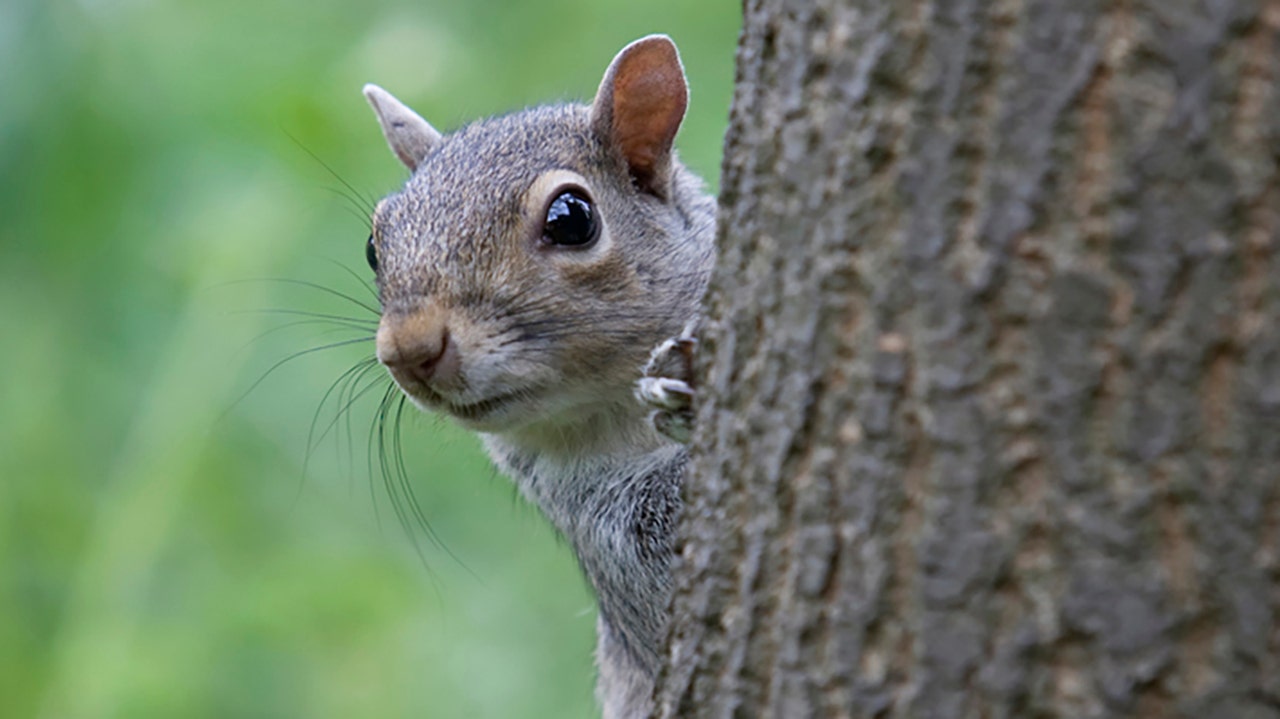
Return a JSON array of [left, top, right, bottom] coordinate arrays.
[[590, 35, 688, 197], [363, 84, 441, 171]]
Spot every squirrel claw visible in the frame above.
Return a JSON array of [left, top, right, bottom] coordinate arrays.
[[637, 323, 698, 444], [636, 377, 693, 411]]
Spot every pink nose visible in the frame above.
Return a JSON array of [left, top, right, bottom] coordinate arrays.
[[376, 306, 461, 387], [382, 329, 450, 383]]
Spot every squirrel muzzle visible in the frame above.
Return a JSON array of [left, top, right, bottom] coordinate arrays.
[[376, 304, 461, 391]]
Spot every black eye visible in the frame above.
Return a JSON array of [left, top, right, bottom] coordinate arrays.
[[543, 190, 599, 247], [366, 234, 378, 273]]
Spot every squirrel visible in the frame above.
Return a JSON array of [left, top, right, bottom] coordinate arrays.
[[361, 35, 714, 718]]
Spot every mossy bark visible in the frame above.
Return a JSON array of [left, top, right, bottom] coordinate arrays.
[[658, 1, 1280, 716]]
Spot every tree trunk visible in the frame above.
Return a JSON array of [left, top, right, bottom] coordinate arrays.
[[658, 1, 1280, 717]]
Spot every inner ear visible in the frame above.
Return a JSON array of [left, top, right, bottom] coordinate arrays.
[[590, 36, 688, 198]]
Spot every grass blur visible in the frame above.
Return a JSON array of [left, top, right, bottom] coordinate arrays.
[[0, 1, 738, 716]]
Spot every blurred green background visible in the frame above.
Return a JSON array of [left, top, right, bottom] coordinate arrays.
[[0, 1, 737, 716]]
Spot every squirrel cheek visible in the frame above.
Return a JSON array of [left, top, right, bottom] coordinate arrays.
[[555, 253, 635, 299]]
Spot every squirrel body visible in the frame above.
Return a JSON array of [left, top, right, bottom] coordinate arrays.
[[363, 36, 714, 718]]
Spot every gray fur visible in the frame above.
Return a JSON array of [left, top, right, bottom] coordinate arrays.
[[365, 36, 716, 719]]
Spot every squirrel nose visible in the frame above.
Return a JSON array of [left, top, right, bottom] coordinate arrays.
[[376, 307, 460, 387]]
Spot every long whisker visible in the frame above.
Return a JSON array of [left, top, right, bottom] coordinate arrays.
[[321, 185, 380, 227], [292, 359, 369, 510], [284, 129, 380, 213], [366, 385, 396, 534], [238, 319, 374, 354], [291, 358, 384, 512], [336, 366, 388, 488], [309, 360, 385, 456], [392, 397, 438, 548], [375, 390, 437, 580], [324, 258, 380, 305], [223, 277, 381, 318], [303, 357, 381, 477], [342, 366, 387, 498], [223, 336, 375, 420], [233, 308, 377, 331]]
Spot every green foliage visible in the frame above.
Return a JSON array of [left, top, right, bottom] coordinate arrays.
[[0, 0, 737, 715]]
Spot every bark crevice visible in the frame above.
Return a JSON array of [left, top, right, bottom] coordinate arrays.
[[657, 2, 1280, 716]]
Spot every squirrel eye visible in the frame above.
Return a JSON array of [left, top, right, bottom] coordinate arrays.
[[365, 234, 378, 273], [543, 190, 599, 247]]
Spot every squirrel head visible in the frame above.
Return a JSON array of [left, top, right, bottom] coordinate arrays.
[[362, 36, 714, 447]]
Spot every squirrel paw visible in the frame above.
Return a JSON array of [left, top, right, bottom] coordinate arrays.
[[636, 323, 697, 444]]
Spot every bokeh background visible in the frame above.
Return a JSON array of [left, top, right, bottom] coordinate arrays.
[[0, 1, 738, 716]]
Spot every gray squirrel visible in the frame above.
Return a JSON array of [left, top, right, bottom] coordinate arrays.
[[361, 35, 715, 718]]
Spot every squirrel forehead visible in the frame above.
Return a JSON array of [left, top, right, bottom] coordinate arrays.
[[372, 105, 611, 252], [372, 104, 615, 300], [407, 104, 600, 212]]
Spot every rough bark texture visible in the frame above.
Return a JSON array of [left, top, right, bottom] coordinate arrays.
[[658, 1, 1280, 717]]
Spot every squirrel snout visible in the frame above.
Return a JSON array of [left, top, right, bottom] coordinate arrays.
[[376, 308, 461, 388]]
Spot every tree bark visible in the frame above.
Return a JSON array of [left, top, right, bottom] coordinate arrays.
[[658, 1, 1280, 717]]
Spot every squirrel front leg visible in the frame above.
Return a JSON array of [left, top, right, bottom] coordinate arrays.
[[636, 320, 698, 444]]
